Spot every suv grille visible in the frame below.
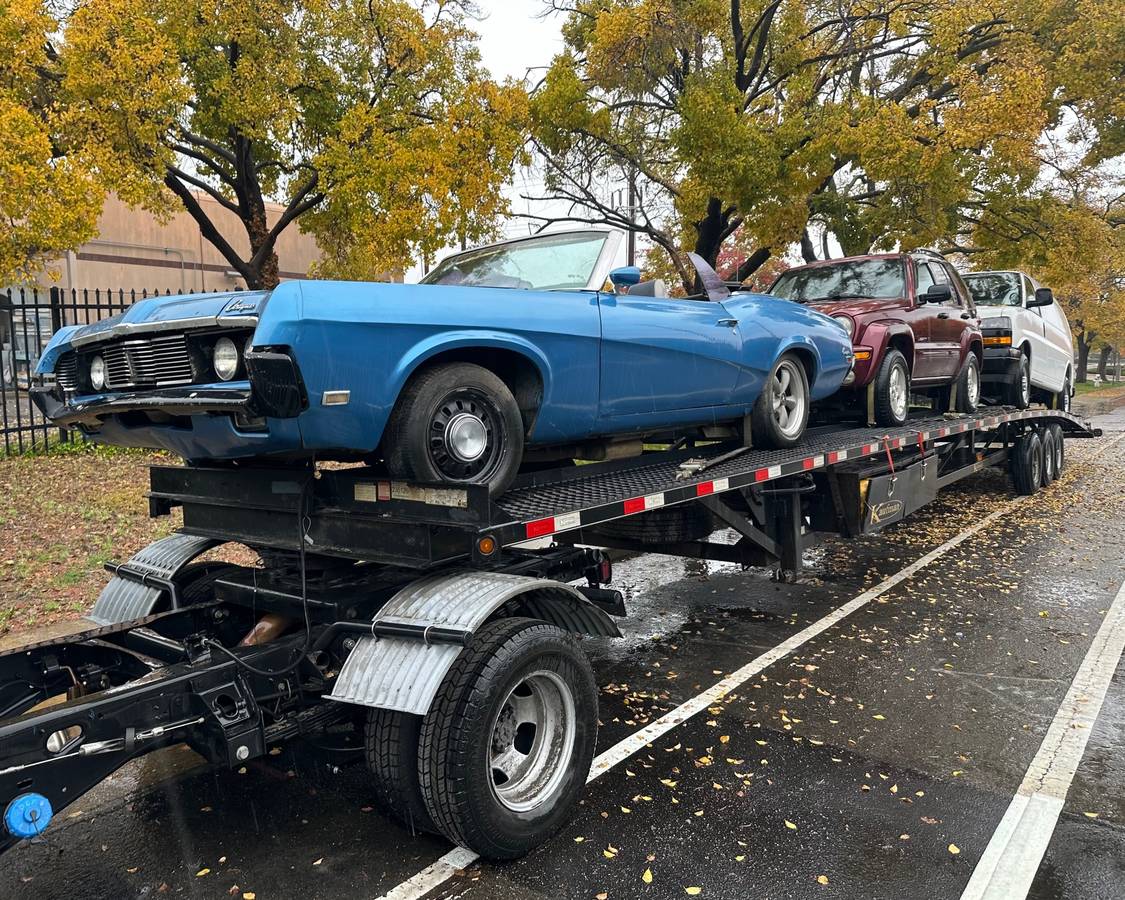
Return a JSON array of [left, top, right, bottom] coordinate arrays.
[[99, 334, 195, 390]]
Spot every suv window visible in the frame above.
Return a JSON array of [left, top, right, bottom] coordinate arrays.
[[929, 264, 949, 284], [915, 262, 935, 296], [768, 258, 906, 302], [942, 265, 969, 307]]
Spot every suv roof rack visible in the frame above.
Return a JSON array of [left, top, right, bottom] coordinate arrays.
[[910, 248, 947, 260]]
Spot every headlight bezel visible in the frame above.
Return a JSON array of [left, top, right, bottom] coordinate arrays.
[[90, 355, 107, 391], [212, 336, 240, 382]]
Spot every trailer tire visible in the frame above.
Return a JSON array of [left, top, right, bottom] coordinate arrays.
[[584, 502, 715, 545], [1011, 431, 1043, 495], [1040, 429, 1057, 487], [418, 617, 597, 860], [364, 709, 436, 834], [1049, 423, 1065, 474]]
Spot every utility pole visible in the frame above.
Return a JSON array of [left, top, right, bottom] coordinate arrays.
[[626, 172, 637, 267]]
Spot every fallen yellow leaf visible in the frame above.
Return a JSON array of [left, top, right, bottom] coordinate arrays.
[[949, 844, 961, 855], [642, 868, 653, 884], [817, 875, 830, 885], [195, 869, 210, 877], [1083, 812, 1099, 819], [785, 820, 798, 830], [685, 888, 702, 896]]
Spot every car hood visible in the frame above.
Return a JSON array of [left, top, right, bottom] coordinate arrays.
[[35, 290, 269, 374], [805, 297, 907, 318], [974, 304, 1015, 321]]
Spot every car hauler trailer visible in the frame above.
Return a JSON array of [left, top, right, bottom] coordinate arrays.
[[0, 407, 1100, 859]]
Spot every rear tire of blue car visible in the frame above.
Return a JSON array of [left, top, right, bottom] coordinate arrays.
[[383, 362, 524, 497], [750, 353, 810, 448]]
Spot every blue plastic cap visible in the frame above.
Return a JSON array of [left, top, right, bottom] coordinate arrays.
[[4, 793, 53, 839]]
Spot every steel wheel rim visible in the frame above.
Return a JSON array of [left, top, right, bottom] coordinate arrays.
[[1020, 365, 1030, 405], [967, 361, 980, 406], [1031, 446, 1041, 484], [488, 670, 576, 813], [889, 364, 908, 420], [770, 360, 805, 439], [1062, 383, 1070, 412], [427, 389, 503, 481]]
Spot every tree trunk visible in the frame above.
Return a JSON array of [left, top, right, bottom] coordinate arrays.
[[245, 201, 280, 290], [1097, 344, 1112, 380], [1075, 332, 1095, 383], [799, 228, 817, 263], [733, 248, 771, 282], [691, 197, 733, 268]]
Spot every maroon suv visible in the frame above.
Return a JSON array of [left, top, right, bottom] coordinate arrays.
[[768, 251, 984, 426]]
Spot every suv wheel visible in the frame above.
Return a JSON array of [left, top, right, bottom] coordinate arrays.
[[955, 354, 981, 413], [1005, 355, 1031, 409], [873, 349, 910, 427]]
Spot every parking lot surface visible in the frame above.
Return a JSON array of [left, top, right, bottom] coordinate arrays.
[[1, 407, 1123, 900]]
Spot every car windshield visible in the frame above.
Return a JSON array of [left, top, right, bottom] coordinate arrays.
[[769, 259, 905, 302], [964, 272, 1021, 307], [421, 231, 609, 291]]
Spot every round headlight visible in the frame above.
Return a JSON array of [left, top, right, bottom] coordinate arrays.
[[213, 337, 239, 381], [833, 315, 855, 339], [90, 355, 106, 391]]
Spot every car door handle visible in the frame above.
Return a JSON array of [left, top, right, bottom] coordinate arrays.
[[937, 312, 950, 319], [716, 318, 739, 327]]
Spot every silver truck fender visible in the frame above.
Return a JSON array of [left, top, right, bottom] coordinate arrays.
[[328, 571, 619, 715]]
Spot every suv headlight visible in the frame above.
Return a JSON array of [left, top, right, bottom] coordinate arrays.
[[833, 315, 854, 339], [90, 355, 106, 391], [213, 337, 239, 381]]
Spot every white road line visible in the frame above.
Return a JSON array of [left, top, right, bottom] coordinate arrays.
[[377, 431, 1124, 900], [376, 493, 1034, 900], [959, 575, 1125, 900]]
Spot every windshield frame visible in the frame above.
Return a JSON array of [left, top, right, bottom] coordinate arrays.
[[768, 257, 907, 303], [420, 229, 624, 292]]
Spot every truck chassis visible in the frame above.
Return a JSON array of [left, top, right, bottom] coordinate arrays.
[[0, 407, 1099, 858]]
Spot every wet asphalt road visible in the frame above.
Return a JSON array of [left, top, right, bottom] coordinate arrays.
[[2, 408, 1124, 900]]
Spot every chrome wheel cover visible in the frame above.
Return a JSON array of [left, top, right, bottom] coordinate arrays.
[[889, 363, 909, 420], [488, 670, 577, 813], [966, 360, 980, 407], [770, 360, 806, 439]]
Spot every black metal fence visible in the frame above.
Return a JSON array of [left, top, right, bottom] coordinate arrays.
[[0, 286, 181, 454]]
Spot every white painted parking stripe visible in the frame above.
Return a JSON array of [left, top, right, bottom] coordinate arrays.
[[375, 433, 1122, 900], [959, 574, 1125, 900]]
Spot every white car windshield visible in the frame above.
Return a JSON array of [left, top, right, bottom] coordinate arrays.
[[422, 231, 609, 291], [964, 272, 1021, 307], [770, 258, 905, 302]]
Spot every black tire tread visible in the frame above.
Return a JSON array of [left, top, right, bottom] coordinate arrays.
[[955, 354, 981, 413], [749, 353, 809, 449], [418, 617, 596, 859], [1011, 431, 1042, 495], [1005, 355, 1031, 409], [364, 708, 436, 834], [873, 349, 910, 427]]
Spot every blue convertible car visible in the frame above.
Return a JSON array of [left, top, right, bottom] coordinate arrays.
[[33, 230, 853, 494]]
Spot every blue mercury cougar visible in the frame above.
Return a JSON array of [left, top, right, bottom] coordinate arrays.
[[33, 230, 853, 495]]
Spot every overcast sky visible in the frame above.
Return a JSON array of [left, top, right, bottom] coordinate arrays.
[[473, 2, 564, 84]]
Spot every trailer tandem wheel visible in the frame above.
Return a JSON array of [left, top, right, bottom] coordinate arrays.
[[418, 617, 598, 860], [1041, 428, 1058, 487], [1011, 430, 1044, 495]]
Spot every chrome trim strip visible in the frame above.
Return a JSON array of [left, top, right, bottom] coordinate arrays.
[[70, 316, 258, 348]]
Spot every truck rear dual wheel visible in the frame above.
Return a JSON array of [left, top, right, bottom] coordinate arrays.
[[418, 617, 598, 860], [1011, 431, 1044, 495]]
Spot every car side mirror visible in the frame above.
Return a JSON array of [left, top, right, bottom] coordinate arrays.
[[609, 266, 642, 292], [920, 283, 952, 304], [1029, 287, 1054, 307]]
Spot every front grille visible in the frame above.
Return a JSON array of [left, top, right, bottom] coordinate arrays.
[[56, 352, 79, 392], [97, 334, 195, 390]]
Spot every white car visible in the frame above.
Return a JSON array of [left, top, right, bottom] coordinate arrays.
[[963, 270, 1074, 411]]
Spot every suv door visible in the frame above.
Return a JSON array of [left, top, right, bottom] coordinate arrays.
[[905, 261, 941, 380], [924, 262, 967, 378]]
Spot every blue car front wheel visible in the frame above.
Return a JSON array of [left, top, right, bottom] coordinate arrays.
[[384, 362, 525, 497]]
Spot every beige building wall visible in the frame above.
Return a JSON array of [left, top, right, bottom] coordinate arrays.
[[37, 192, 326, 294]]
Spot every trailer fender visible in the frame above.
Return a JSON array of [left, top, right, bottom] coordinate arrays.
[[88, 533, 219, 626], [329, 572, 619, 716]]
